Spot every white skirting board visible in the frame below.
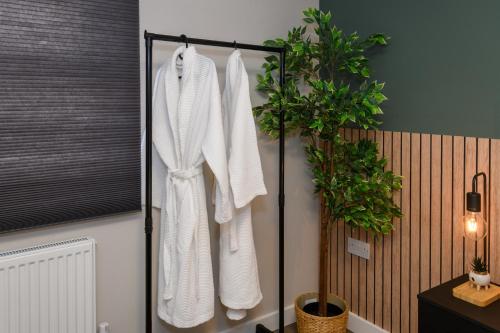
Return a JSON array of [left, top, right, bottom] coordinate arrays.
[[218, 304, 296, 333], [218, 305, 388, 333], [347, 312, 389, 333]]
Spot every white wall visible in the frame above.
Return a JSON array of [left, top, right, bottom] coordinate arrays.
[[0, 1, 319, 333]]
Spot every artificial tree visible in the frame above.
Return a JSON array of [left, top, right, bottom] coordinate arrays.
[[255, 8, 402, 316]]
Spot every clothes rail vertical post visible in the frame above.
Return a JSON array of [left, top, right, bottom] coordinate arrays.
[[143, 30, 286, 333], [144, 32, 153, 333]]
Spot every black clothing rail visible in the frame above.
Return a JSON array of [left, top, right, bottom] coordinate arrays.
[[143, 30, 286, 333]]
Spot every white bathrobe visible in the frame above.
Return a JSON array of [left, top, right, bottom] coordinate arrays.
[[152, 46, 232, 328], [219, 50, 267, 320]]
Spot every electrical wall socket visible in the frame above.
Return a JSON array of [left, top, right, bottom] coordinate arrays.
[[98, 322, 110, 333], [347, 237, 370, 260]]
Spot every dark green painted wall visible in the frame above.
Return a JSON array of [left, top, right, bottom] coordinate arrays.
[[320, 0, 500, 138]]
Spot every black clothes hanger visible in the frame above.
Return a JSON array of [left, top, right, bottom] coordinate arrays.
[[178, 34, 189, 60], [177, 34, 189, 78], [233, 40, 237, 50]]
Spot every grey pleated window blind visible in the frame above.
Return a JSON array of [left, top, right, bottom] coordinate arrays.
[[0, 0, 141, 232]]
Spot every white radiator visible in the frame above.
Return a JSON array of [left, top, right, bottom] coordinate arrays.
[[0, 237, 96, 333]]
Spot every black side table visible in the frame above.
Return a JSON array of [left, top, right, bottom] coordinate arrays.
[[418, 275, 500, 333]]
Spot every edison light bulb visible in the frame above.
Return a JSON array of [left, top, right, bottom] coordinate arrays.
[[463, 211, 487, 241], [467, 217, 478, 233]]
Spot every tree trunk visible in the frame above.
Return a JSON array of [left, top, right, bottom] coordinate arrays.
[[318, 195, 330, 316], [318, 140, 331, 317]]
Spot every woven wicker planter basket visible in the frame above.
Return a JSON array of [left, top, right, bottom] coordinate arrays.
[[295, 292, 349, 333]]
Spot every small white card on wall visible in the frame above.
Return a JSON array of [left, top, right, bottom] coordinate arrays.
[[347, 237, 370, 260]]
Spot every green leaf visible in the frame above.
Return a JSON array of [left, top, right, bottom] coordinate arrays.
[[310, 119, 324, 131], [373, 92, 388, 103], [360, 67, 370, 78]]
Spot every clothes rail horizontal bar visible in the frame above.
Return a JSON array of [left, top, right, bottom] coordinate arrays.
[[144, 31, 283, 53]]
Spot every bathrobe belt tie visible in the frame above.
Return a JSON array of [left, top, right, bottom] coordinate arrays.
[[163, 165, 203, 301], [229, 216, 239, 252]]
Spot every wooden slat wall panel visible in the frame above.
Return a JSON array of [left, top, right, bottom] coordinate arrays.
[[351, 129, 360, 315], [345, 129, 353, 311], [420, 134, 431, 294], [441, 136, 453, 283], [374, 131, 384, 328], [400, 132, 411, 333], [331, 201, 338, 295], [409, 133, 421, 333], [358, 129, 368, 319], [338, 204, 345, 300], [430, 135, 442, 288], [477, 139, 490, 261], [331, 129, 346, 296], [383, 131, 392, 331], [491, 140, 500, 282], [366, 130, 376, 323], [331, 130, 500, 332], [391, 131, 402, 333], [453, 137, 465, 278], [358, 130, 369, 319], [465, 138, 477, 269], [338, 128, 345, 301]]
